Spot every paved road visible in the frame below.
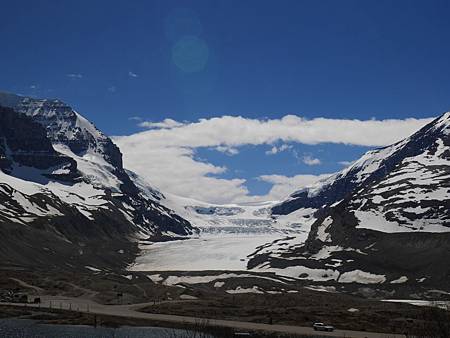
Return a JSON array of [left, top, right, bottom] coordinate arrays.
[[2, 296, 405, 338]]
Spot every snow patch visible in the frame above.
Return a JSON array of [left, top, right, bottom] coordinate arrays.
[[390, 276, 408, 284], [214, 281, 225, 288], [226, 286, 263, 294], [338, 270, 386, 284]]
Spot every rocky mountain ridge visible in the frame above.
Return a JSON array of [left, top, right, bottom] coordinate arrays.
[[0, 92, 194, 270], [249, 112, 450, 297]]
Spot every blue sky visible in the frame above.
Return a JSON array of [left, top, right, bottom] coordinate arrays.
[[195, 143, 369, 195], [1, 0, 448, 202]]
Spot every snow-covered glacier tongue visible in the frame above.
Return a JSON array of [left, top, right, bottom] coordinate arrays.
[[127, 186, 318, 272], [125, 185, 319, 290], [0, 91, 194, 270], [248, 112, 450, 298]]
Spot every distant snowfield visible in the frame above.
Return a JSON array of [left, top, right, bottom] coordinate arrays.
[[130, 234, 286, 271]]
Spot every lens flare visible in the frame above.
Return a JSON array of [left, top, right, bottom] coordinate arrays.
[[172, 35, 209, 73]]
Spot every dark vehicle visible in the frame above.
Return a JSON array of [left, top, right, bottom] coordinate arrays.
[[313, 322, 335, 332]]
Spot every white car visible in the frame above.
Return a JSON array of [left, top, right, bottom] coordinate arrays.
[[313, 322, 335, 332]]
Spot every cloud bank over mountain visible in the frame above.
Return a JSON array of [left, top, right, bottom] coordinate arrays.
[[114, 115, 433, 204]]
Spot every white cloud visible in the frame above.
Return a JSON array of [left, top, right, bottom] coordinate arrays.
[[134, 114, 432, 148], [114, 114, 433, 204], [139, 118, 185, 129], [128, 71, 138, 78], [67, 73, 83, 79], [116, 144, 247, 203], [215, 146, 239, 155], [302, 155, 321, 166], [265, 144, 292, 155], [128, 116, 142, 121]]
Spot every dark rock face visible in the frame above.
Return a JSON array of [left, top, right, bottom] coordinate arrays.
[[15, 97, 140, 196], [0, 183, 138, 270], [17, 98, 124, 168], [0, 92, 195, 270], [0, 106, 78, 180]]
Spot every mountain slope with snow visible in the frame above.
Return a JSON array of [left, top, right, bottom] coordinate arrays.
[[0, 92, 194, 270], [273, 111, 450, 233], [250, 112, 450, 295]]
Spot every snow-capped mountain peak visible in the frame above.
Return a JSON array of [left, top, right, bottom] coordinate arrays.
[[0, 92, 194, 269], [272, 111, 450, 217]]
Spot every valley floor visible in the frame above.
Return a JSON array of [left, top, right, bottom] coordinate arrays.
[[0, 268, 449, 337], [0, 298, 406, 338]]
